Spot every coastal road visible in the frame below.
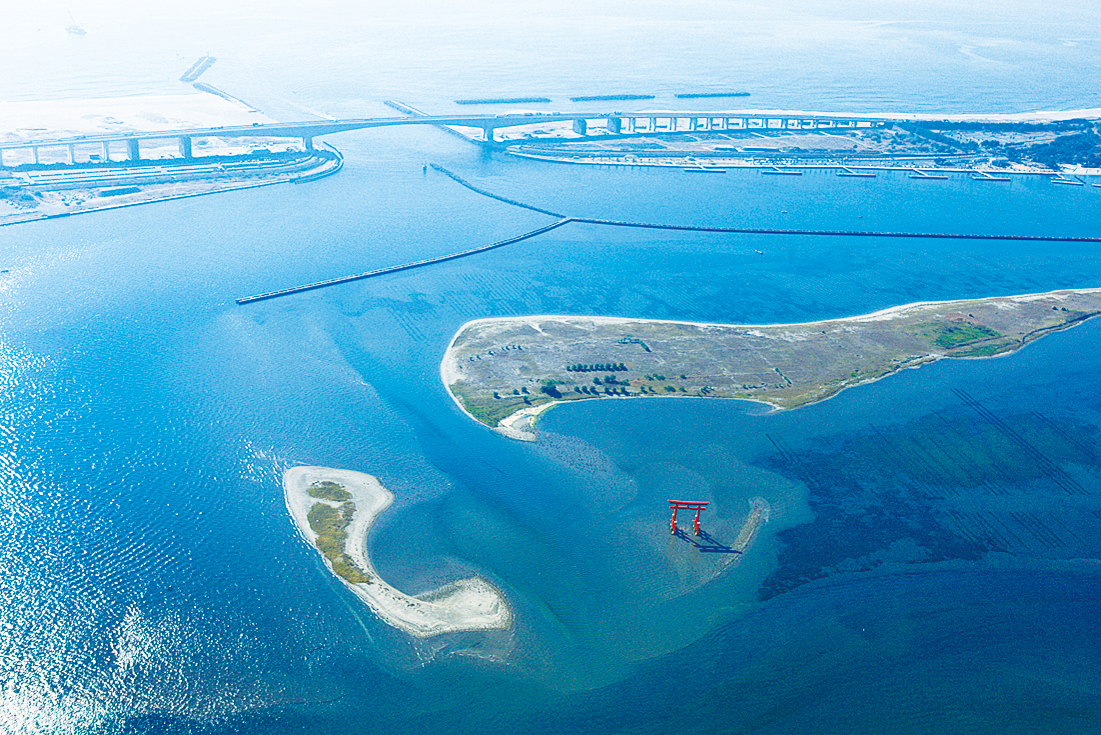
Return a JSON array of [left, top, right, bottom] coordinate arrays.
[[11, 105, 1092, 151]]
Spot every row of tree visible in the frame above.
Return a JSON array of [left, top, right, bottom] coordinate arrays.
[[566, 363, 627, 372], [1027, 130, 1101, 168], [574, 385, 629, 396], [912, 119, 1091, 133]]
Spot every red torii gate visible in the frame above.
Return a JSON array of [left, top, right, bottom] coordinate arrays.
[[668, 499, 709, 536]]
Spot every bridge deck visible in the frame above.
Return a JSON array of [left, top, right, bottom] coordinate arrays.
[[0, 111, 896, 150], [4, 106, 1097, 152]]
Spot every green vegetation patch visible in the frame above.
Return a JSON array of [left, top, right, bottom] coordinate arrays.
[[951, 343, 1010, 358], [452, 383, 527, 424], [307, 500, 371, 583], [307, 481, 350, 502], [919, 321, 1002, 349], [468, 400, 522, 425]]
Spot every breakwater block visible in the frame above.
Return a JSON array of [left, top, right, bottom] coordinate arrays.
[[676, 92, 750, 99], [570, 94, 655, 102], [455, 97, 551, 105], [179, 56, 216, 83]]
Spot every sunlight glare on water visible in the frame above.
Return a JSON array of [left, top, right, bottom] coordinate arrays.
[[0, 1, 1100, 733]]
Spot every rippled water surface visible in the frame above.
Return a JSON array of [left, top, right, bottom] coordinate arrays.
[[1, 1, 1101, 733]]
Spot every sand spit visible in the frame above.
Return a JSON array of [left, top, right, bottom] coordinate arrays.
[[0, 93, 269, 143], [284, 466, 511, 637], [442, 289, 1101, 440]]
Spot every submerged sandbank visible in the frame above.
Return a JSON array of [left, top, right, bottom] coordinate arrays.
[[284, 466, 512, 637]]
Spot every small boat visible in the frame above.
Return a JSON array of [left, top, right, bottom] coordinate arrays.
[[66, 12, 86, 35]]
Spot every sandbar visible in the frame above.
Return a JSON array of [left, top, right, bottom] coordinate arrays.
[[0, 93, 269, 143], [284, 466, 511, 637], [442, 288, 1101, 439]]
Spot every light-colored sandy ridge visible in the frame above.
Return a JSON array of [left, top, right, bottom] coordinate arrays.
[[732, 499, 770, 552], [442, 288, 1101, 440], [0, 93, 268, 143], [284, 466, 511, 637]]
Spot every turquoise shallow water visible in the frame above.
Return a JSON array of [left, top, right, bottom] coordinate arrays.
[[2, 2, 1101, 733]]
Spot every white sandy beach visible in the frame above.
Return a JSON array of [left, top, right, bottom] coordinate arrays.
[[284, 466, 512, 637], [494, 402, 559, 441]]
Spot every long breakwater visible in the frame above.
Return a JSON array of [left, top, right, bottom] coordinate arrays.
[[235, 166, 1101, 304], [235, 219, 571, 304], [429, 165, 565, 217]]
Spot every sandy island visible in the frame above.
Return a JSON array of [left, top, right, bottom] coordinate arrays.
[[442, 288, 1101, 440], [284, 466, 511, 637]]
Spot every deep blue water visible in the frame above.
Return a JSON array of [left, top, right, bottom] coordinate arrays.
[[1, 2, 1101, 733]]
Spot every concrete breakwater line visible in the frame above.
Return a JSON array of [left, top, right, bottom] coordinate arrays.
[[433, 165, 1101, 243], [235, 166, 1101, 304], [429, 164, 565, 217], [235, 218, 572, 304]]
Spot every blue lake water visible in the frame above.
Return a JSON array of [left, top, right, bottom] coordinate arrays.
[[1, 2, 1101, 733]]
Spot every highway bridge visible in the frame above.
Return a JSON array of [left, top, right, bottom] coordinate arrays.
[[0, 108, 891, 166]]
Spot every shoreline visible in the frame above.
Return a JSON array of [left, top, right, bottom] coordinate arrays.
[[505, 151, 1089, 176], [0, 146, 342, 228], [283, 466, 512, 637], [450, 288, 1101, 334], [2, 176, 289, 228]]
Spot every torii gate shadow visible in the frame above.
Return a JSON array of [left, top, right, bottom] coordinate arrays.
[[673, 528, 742, 554]]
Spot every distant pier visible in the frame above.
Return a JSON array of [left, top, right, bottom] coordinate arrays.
[[838, 166, 876, 178], [910, 169, 948, 180], [179, 56, 216, 83]]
